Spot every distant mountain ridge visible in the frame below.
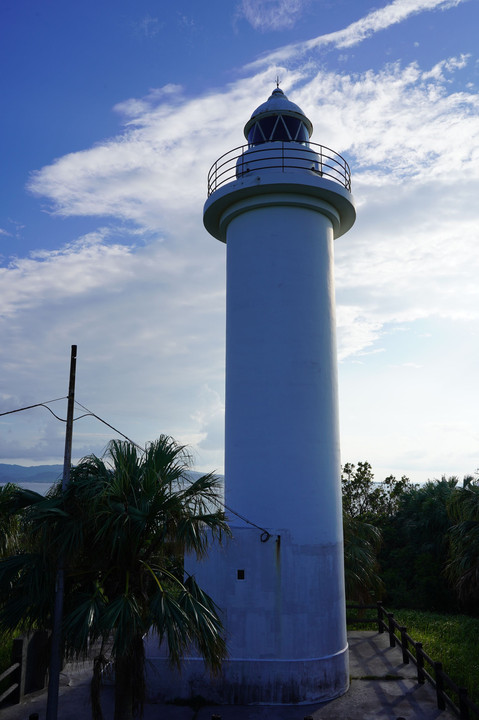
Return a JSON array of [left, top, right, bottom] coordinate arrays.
[[0, 463, 63, 485]]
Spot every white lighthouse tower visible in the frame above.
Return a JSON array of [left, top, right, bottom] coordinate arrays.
[[191, 87, 356, 704], [148, 87, 356, 705]]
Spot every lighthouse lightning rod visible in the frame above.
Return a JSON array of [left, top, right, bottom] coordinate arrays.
[[46, 344, 77, 720]]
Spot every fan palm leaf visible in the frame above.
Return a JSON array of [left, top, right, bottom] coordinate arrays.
[[0, 435, 229, 720]]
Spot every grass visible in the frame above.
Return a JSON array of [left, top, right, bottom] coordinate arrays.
[[348, 607, 479, 707], [391, 609, 479, 706]]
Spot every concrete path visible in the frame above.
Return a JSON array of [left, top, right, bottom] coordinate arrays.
[[1, 632, 457, 720]]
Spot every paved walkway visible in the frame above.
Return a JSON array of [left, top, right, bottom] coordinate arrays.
[[1, 632, 457, 720]]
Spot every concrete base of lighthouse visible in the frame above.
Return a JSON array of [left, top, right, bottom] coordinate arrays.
[[144, 526, 349, 705], [144, 651, 349, 706]]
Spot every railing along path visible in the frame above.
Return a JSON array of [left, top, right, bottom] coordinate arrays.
[[347, 602, 479, 720], [0, 661, 20, 704]]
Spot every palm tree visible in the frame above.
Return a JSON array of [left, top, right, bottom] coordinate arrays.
[[0, 436, 230, 720], [0, 483, 23, 558], [379, 478, 458, 611], [343, 512, 384, 603], [446, 479, 479, 611]]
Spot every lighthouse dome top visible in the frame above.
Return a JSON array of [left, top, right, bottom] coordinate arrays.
[[244, 87, 313, 146]]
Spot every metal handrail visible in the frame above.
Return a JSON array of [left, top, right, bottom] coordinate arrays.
[[207, 141, 352, 196]]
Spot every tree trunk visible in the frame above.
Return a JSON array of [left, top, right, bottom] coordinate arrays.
[[114, 635, 145, 720], [91, 649, 108, 720]]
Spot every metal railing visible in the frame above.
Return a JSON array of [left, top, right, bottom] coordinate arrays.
[[207, 141, 352, 196]]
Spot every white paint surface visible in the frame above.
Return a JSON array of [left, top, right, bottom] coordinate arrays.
[[147, 103, 355, 702]]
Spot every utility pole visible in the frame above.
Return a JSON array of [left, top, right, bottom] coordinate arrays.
[[46, 344, 77, 720]]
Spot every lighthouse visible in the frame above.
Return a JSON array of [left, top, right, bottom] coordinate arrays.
[[148, 87, 356, 704], [194, 86, 356, 703]]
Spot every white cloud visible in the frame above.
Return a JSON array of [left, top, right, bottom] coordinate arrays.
[[21, 54, 479, 380], [0, 230, 136, 318], [114, 85, 183, 120], [247, 0, 467, 66], [4, 0, 479, 481], [0, 230, 226, 466], [135, 15, 162, 38], [239, 0, 308, 31]]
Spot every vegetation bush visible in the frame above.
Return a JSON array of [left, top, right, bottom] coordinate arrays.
[[342, 463, 479, 613], [379, 479, 459, 612]]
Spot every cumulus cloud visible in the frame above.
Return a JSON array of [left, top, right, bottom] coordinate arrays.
[[0, 230, 135, 317], [24, 62, 479, 329], [26, 55, 479, 357], [0, 229, 226, 465]]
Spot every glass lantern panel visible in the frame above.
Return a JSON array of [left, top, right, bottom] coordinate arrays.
[[270, 116, 290, 141], [296, 123, 309, 142], [283, 116, 300, 140], [259, 115, 278, 140], [248, 123, 266, 145]]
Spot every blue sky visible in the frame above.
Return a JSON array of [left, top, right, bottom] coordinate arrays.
[[1, 0, 478, 484]]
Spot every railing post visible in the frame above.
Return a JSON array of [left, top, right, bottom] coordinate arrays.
[[399, 626, 409, 664], [387, 612, 396, 647], [415, 642, 425, 684], [459, 688, 470, 720], [434, 661, 446, 711], [377, 602, 384, 633]]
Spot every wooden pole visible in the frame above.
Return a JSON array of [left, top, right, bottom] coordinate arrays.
[[377, 601, 384, 633], [415, 642, 425, 684], [400, 626, 409, 664], [434, 661, 446, 711], [387, 612, 396, 647], [45, 345, 77, 720]]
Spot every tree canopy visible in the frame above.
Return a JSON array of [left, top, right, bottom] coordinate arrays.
[[0, 436, 230, 720], [342, 462, 479, 613]]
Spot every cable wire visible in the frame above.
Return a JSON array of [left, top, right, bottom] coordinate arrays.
[[1, 395, 271, 540], [220, 501, 271, 541], [0, 397, 68, 421], [75, 401, 271, 538], [73, 401, 144, 449]]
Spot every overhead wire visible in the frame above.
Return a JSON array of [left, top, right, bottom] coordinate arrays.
[[0, 395, 270, 539], [73, 401, 143, 449], [219, 501, 271, 541], [73, 401, 271, 538], [0, 397, 68, 422]]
